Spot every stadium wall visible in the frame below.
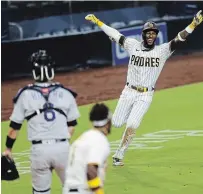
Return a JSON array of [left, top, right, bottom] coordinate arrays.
[[2, 18, 203, 81]]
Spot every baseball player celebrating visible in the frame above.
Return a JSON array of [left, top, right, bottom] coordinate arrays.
[[63, 103, 112, 194], [85, 10, 203, 166], [3, 50, 80, 193]]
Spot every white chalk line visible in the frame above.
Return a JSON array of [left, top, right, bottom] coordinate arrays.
[[14, 129, 203, 175]]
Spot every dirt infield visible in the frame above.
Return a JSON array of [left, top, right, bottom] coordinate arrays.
[[2, 52, 203, 121]]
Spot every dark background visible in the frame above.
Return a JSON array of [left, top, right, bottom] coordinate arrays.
[[1, 1, 203, 81]]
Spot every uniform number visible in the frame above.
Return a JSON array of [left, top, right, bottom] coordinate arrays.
[[43, 103, 56, 121]]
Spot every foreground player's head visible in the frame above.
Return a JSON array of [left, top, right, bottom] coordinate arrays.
[[142, 21, 159, 48], [89, 103, 112, 135], [29, 49, 55, 82]]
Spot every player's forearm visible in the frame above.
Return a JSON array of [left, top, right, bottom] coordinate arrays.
[[69, 126, 75, 136], [8, 128, 19, 139], [176, 11, 202, 42], [175, 24, 195, 42], [6, 128, 19, 150], [67, 120, 77, 137], [171, 14, 202, 51], [87, 164, 104, 194], [177, 30, 190, 41], [170, 29, 190, 50]]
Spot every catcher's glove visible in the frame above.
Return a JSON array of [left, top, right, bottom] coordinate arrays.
[[1, 155, 19, 181]]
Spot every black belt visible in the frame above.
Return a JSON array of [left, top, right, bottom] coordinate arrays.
[[69, 189, 78, 192], [126, 82, 154, 93], [32, 139, 67, 145]]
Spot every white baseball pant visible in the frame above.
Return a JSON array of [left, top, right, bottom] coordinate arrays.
[[112, 86, 154, 159]]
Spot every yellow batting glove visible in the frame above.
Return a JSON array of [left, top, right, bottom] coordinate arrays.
[[85, 14, 104, 27], [95, 188, 104, 194], [87, 177, 104, 194], [186, 10, 202, 33], [191, 10, 203, 28]]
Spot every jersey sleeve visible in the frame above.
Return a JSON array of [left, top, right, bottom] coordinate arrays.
[[123, 37, 140, 53], [67, 95, 80, 122], [161, 41, 175, 60], [87, 142, 109, 166], [9, 91, 25, 124]]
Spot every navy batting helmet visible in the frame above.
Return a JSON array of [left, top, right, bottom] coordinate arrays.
[[142, 21, 159, 34], [29, 50, 55, 82], [142, 21, 159, 46]]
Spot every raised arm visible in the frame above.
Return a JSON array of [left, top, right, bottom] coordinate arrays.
[[170, 10, 203, 51], [85, 14, 125, 47]]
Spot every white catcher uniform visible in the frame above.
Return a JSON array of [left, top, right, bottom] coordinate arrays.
[[63, 129, 110, 194], [112, 38, 174, 159], [10, 82, 80, 194]]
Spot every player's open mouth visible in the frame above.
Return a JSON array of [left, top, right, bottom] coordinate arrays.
[[147, 39, 153, 43]]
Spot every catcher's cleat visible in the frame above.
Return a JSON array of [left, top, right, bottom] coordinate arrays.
[[113, 157, 124, 166]]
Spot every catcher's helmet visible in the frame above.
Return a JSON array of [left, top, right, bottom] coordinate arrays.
[[29, 49, 55, 82], [142, 21, 159, 44]]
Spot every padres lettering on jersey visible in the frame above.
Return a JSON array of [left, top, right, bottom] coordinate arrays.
[[130, 55, 160, 67], [123, 38, 173, 87]]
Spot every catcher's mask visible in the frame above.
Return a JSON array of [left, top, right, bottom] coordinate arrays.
[[29, 49, 55, 82], [142, 21, 159, 47]]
